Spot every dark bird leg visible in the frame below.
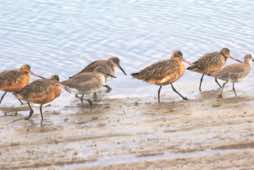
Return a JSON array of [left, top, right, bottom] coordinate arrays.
[[25, 102, 34, 120], [40, 104, 44, 121], [103, 85, 112, 93], [80, 94, 84, 104], [87, 99, 93, 109], [12, 93, 24, 105], [93, 93, 98, 101], [17, 98, 24, 105], [170, 83, 188, 100], [232, 82, 237, 97], [215, 77, 222, 88], [199, 74, 205, 92], [0, 92, 7, 104], [218, 81, 228, 98], [158, 86, 162, 103]]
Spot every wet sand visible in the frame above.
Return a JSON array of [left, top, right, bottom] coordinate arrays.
[[0, 90, 254, 170]]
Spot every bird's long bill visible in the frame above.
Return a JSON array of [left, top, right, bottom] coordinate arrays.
[[183, 58, 192, 65], [117, 64, 127, 75], [30, 71, 46, 79], [230, 56, 242, 63]]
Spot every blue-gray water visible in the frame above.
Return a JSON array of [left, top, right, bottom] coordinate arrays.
[[0, 0, 254, 97]]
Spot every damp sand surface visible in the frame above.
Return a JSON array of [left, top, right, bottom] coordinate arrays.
[[0, 90, 254, 170]]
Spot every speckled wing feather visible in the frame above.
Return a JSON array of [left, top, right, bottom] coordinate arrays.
[[132, 59, 178, 81], [187, 52, 220, 72], [63, 72, 96, 86], [18, 80, 52, 99], [217, 64, 248, 81], [63, 73, 102, 93], [70, 60, 107, 78], [0, 70, 22, 88]]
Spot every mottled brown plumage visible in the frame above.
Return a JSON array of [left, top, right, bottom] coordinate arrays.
[[62, 67, 114, 106], [0, 64, 31, 104], [216, 54, 253, 97], [16, 75, 62, 121], [70, 56, 127, 79], [187, 48, 241, 92], [132, 51, 189, 103]]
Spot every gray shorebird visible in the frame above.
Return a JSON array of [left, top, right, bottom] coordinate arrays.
[[62, 67, 116, 107], [70, 56, 127, 79], [216, 54, 253, 98], [0, 64, 42, 105], [15, 75, 62, 121], [131, 51, 191, 103], [187, 48, 242, 92]]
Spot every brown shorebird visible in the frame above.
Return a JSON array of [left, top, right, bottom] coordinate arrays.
[[70, 56, 127, 79], [131, 51, 191, 103], [62, 67, 116, 107], [15, 75, 62, 121], [187, 48, 242, 92], [0, 64, 42, 105], [216, 54, 253, 98]]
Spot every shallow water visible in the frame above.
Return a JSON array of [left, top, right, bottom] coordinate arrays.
[[0, 0, 254, 97]]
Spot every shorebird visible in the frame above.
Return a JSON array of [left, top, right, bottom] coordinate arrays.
[[187, 48, 242, 92], [216, 54, 253, 98], [70, 56, 127, 79], [0, 64, 42, 105], [15, 75, 62, 121], [62, 67, 116, 107], [131, 51, 191, 103]]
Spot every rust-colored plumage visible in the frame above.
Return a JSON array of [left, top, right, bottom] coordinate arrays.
[[187, 48, 241, 92], [16, 75, 62, 121], [132, 51, 189, 103], [216, 54, 253, 97], [62, 67, 115, 106], [70, 56, 127, 79], [0, 64, 31, 104]]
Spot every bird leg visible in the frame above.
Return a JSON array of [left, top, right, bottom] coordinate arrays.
[[12, 93, 24, 105], [158, 86, 162, 103], [87, 99, 93, 109], [215, 77, 222, 88], [79, 94, 85, 104], [0, 92, 7, 104], [170, 83, 188, 100], [232, 82, 237, 97], [218, 81, 228, 98], [103, 85, 112, 93], [93, 93, 98, 101], [25, 102, 34, 120], [17, 98, 24, 105], [40, 104, 44, 121], [199, 74, 205, 92]]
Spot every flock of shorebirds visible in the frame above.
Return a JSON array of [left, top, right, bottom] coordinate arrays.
[[0, 48, 253, 122]]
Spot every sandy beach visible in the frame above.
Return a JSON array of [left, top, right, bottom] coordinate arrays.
[[0, 89, 254, 170]]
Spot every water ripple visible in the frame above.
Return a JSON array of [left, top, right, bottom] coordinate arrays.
[[0, 0, 253, 95]]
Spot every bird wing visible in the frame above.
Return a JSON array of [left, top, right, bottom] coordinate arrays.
[[133, 60, 179, 81], [217, 64, 247, 80], [0, 70, 22, 88], [62, 73, 95, 87], [63, 74, 102, 93], [70, 60, 107, 78], [188, 52, 220, 72], [17, 80, 52, 100]]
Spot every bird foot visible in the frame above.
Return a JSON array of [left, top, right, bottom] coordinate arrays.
[[182, 97, 188, 100]]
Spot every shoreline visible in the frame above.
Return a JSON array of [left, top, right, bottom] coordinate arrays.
[[0, 92, 254, 169]]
